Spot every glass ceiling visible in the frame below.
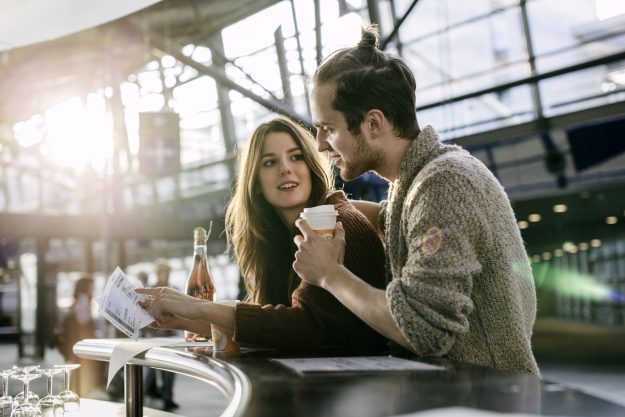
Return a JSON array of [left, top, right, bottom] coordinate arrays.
[[1, 0, 624, 218]]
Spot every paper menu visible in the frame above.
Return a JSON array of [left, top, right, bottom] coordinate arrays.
[[98, 267, 154, 340], [273, 356, 444, 375]]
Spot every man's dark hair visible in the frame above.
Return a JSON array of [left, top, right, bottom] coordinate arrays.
[[313, 25, 420, 138]]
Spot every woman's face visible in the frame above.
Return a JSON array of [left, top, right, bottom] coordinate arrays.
[[258, 131, 312, 226]]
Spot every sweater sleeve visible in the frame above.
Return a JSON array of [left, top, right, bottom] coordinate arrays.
[[235, 193, 388, 352], [386, 167, 483, 356], [234, 284, 329, 350]]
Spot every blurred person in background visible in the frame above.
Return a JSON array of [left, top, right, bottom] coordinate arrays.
[[137, 271, 149, 287], [55, 274, 105, 397], [143, 260, 179, 412]]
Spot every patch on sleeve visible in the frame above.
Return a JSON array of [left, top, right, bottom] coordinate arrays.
[[421, 226, 443, 256]]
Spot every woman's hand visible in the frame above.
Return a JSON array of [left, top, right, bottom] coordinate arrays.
[[136, 287, 237, 334], [136, 287, 202, 323]]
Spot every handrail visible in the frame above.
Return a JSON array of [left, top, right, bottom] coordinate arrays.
[[73, 339, 251, 417]]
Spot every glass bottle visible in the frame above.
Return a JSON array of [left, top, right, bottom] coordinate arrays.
[[185, 225, 216, 342]]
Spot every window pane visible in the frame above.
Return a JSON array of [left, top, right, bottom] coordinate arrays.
[[406, 7, 529, 105], [396, 0, 518, 40], [419, 85, 535, 140], [528, 0, 625, 72], [539, 61, 625, 117]]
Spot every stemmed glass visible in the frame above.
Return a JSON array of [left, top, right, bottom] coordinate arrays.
[[11, 367, 39, 406], [9, 373, 41, 417], [52, 365, 80, 412], [37, 369, 63, 417], [0, 369, 16, 417]]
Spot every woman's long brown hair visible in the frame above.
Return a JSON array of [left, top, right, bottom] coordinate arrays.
[[224, 116, 333, 305]]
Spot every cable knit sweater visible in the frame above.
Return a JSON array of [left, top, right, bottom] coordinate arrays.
[[235, 191, 387, 352], [382, 125, 539, 375]]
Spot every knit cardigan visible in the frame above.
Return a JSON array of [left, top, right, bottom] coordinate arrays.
[[382, 125, 540, 375], [235, 191, 388, 352]]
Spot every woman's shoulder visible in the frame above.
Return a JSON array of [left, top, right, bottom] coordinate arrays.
[[325, 191, 362, 218], [325, 191, 375, 233], [325, 190, 347, 203]]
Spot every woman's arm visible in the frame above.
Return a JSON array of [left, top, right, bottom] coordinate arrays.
[[151, 315, 212, 336], [136, 287, 236, 331], [235, 196, 389, 352]]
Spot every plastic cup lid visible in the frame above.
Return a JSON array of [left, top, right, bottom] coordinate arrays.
[[301, 205, 338, 216]]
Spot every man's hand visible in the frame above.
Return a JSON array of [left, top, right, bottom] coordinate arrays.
[[293, 220, 345, 288]]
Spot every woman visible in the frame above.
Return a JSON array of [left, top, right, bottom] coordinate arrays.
[[138, 116, 387, 351]]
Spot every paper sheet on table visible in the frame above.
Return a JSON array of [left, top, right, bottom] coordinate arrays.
[[98, 267, 154, 340], [389, 407, 567, 417], [273, 356, 444, 375], [106, 338, 214, 388]]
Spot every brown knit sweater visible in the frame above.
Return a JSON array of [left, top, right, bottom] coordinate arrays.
[[382, 126, 540, 375], [234, 191, 388, 352]]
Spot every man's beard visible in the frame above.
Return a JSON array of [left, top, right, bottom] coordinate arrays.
[[339, 134, 383, 182]]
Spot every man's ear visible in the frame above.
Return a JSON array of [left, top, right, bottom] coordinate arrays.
[[365, 109, 385, 138]]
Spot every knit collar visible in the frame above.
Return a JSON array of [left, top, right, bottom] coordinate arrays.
[[392, 125, 444, 192]]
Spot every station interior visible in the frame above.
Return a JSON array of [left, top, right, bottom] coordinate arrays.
[[1, 1, 624, 415]]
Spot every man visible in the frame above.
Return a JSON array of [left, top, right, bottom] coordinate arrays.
[[293, 25, 539, 376]]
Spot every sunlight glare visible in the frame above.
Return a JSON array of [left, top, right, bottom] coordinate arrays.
[[13, 115, 43, 147], [596, 0, 625, 20], [43, 94, 112, 173], [322, 12, 363, 54]]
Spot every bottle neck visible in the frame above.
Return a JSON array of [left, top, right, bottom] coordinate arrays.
[[194, 244, 207, 255]]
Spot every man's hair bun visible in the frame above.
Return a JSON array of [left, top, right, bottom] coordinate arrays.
[[357, 24, 380, 49]]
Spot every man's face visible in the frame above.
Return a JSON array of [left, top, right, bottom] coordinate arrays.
[[311, 84, 381, 181]]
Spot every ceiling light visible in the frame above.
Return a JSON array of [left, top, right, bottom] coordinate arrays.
[[563, 242, 577, 252], [518, 220, 529, 229], [579, 242, 589, 251], [553, 204, 567, 213], [590, 239, 601, 247], [531, 255, 541, 263], [606, 216, 618, 224], [528, 214, 541, 222], [554, 249, 564, 257], [542, 252, 552, 260]]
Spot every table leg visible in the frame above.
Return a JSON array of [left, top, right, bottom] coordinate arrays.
[[124, 364, 143, 417]]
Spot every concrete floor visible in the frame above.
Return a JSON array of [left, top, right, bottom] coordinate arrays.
[[0, 342, 623, 417]]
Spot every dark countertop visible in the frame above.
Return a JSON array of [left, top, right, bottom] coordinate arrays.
[[74, 339, 625, 417], [205, 348, 624, 417]]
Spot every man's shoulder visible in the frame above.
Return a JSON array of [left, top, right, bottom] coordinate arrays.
[[416, 146, 491, 185]]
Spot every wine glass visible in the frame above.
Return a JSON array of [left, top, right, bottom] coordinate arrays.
[[9, 373, 41, 417], [0, 369, 17, 417], [37, 369, 63, 417], [11, 367, 39, 405], [52, 365, 80, 412]]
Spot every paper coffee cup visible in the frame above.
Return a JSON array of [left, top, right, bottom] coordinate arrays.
[[300, 205, 339, 239], [211, 300, 240, 353]]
